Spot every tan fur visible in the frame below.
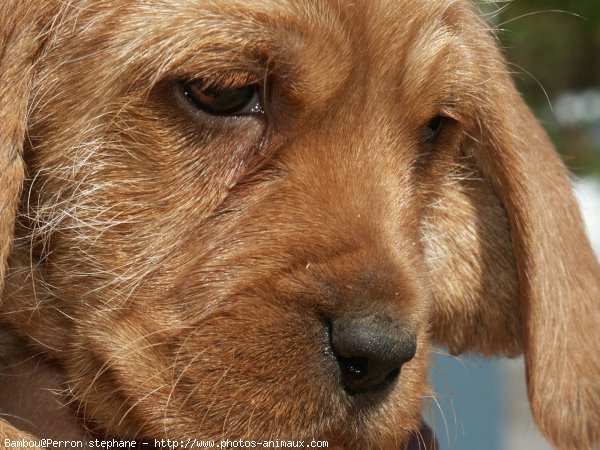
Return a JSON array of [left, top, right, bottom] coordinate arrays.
[[0, 1, 598, 449], [0, 423, 43, 450]]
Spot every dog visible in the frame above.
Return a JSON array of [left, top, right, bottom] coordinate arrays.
[[1, 0, 599, 449]]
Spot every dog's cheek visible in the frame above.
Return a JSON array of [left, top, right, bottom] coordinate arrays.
[[62, 308, 175, 437], [2, 94, 266, 342], [171, 305, 345, 439], [65, 301, 342, 440]]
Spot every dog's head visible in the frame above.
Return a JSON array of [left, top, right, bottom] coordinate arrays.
[[1, 0, 598, 448]]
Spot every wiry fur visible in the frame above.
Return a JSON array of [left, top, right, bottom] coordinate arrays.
[[0, 1, 598, 449]]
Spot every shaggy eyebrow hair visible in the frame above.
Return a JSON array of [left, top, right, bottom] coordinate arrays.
[[40, 0, 355, 105]]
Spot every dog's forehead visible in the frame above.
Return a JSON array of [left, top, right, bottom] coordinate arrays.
[[43, 0, 478, 112], [174, 0, 466, 63], [116, 0, 475, 107]]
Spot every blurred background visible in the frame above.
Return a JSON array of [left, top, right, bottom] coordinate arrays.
[[427, 1, 600, 449]]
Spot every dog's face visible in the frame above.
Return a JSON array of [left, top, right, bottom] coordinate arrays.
[[0, 0, 598, 449]]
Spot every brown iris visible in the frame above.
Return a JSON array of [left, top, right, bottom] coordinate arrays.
[[183, 81, 258, 115]]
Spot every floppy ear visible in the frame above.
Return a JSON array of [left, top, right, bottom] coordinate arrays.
[[476, 82, 599, 450], [0, 1, 48, 298], [424, 27, 600, 450]]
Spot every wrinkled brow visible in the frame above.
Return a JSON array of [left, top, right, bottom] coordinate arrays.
[[73, 0, 356, 93]]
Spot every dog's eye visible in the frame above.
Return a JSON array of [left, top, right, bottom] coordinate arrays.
[[183, 81, 263, 116], [423, 115, 445, 142]]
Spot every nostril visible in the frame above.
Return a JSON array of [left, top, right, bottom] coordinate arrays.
[[328, 315, 416, 395], [385, 367, 401, 384], [338, 356, 368, 380]]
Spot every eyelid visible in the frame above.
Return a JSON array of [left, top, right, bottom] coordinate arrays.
[[438, 105, 463, 123], [193, 71, 263, 92]]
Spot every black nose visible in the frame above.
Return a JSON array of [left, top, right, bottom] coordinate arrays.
[[329, 316, 417, 395]]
